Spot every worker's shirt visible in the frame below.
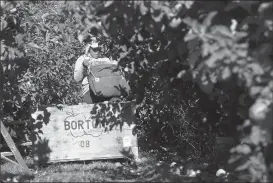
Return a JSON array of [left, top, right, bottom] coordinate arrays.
[[74, 54, 117, 95]]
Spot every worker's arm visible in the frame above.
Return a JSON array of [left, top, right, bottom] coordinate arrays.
[[74, 55, 87, 83]]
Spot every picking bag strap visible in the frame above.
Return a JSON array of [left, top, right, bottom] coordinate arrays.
[[82, 55, 99, 82], [89, 69, 100, 82], [88, 70, 99, 95]]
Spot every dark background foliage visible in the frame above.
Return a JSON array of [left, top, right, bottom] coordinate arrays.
[[0, 1, 272, 181]]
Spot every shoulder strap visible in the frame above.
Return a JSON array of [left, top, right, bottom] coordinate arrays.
[[89, 69, 99, 82]]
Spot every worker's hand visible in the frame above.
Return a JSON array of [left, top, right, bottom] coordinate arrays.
[[83, 55, 90, 67], [83, 43, 91, 67], [82, 64, 88, 77]]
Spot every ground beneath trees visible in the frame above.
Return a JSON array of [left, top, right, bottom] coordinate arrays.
[[0, 151, 250, 182]]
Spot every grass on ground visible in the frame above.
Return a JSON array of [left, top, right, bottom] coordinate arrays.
[[1, 151, 248, 182]]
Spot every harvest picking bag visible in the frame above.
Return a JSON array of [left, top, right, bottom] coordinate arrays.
[[87, 63, 130, 98]]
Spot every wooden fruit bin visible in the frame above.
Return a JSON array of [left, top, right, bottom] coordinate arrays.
[[31, 102, 138, 164]]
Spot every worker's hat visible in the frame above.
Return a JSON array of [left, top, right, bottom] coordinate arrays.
[[85, 37, 100, 55]]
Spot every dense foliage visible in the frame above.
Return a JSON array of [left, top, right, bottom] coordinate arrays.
[[1, 1, 273, 182], [1, 1, 83, 122], [59, 1, 273, 181], [0, 1, 85, 147]]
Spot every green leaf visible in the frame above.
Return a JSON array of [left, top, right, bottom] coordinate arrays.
[[42, 22, 51, 31], [53, 25, 58, 32], [78, 34, 85, 43], [62, 33, 69, 42], [247, 63, 264, 75], [211, 25, 232, 38], [104, 1, 114, 8], [235, 160, 251, 171], [184, 31, 197, 42], [221, 67, 231, 81], [139, 2, 148, 15], [41, 12, 50, 21], [249, 86, 263, 98], [196, 73, 214, 94], [152, 10, 164, 23], [14, 49, 24, 58], [177, 70, 186, 79], [183, 1, 195, 9], [26, 42, 42, 50], [101, 15, 110, 30], [203, 11, 218, 27], [237, 144, 252, 155], [249, 126, 263, 145], [137, 33, 144, 42], [58, 23, 65, 33], [45, 31, 50, 42], [0, 20, 7, 31], [169, 17, 182, 28]]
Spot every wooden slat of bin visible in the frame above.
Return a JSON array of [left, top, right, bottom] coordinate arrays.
[[1, 152, 14, 156], [0, 141, 32, 149], [1, 155, 20, 166]]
